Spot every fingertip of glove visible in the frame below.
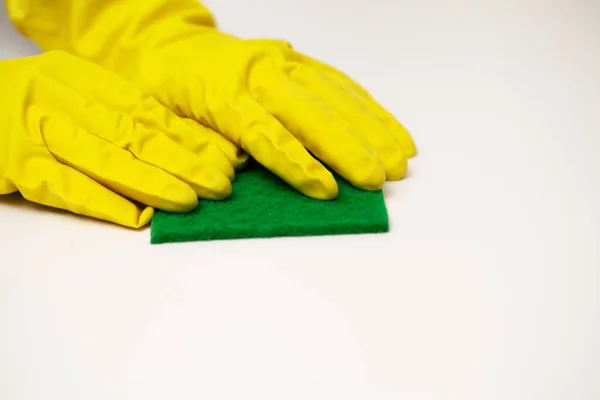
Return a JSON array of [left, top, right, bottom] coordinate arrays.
[[209, 181, 233, 201], [404, 142, 417, 159], [396, 131, 417, 159], [203, 146, 236, 181], [173, 186, 200, 212], [121, 206, 155, 229], [195, 172, 233, 200], [307, 184, 338, 200], [302, 170, 339, 200], [347, 160, 387, 191], [233, 149, 251, 171], [384, 154, 408, 181], [221, 160, 236, 181], [138, 206, 155, 227]]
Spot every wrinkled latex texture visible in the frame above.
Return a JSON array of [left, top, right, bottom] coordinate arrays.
[[0, 51, 238, 228], [7, 0, 417, 200]]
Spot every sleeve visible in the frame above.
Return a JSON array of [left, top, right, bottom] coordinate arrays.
[[5, 0, 218, 69]]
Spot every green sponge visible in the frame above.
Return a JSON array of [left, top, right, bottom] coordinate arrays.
[[150, 160, 389, 244]]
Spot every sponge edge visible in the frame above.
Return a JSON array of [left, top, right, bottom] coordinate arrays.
[[150, 161, 389, 244]]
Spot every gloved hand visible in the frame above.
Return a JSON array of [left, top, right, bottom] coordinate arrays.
[[7, 0, 417, 200], [0, 51, 240, 228]]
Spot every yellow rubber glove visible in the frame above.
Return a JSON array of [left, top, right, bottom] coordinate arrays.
[[8, 0, 416, 200], [0, 51, 236, 228]]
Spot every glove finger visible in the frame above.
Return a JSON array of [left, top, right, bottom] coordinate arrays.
[[123, 98, 236, 182], [182, 118, 250, 172], [343, 81, 417, 159], [41, 113, 200, 212], [15, 152, 154, 229], [43, 52, 236, 180], [286, 62, 408, 180], [295, 53, 417, 158], [41, 78, 232, 200], [228, 94, 339, 200], [85, 108, 232, 200], [252, 71, 386, 190]]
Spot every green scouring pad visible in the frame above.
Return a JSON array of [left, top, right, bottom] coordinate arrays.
[[150, 160, 389, 244]]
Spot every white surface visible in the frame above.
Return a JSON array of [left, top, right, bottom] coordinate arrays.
[[1, 0, 599, 399]]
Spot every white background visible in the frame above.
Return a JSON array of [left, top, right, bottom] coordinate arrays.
[[1, 0, 599, 399]]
